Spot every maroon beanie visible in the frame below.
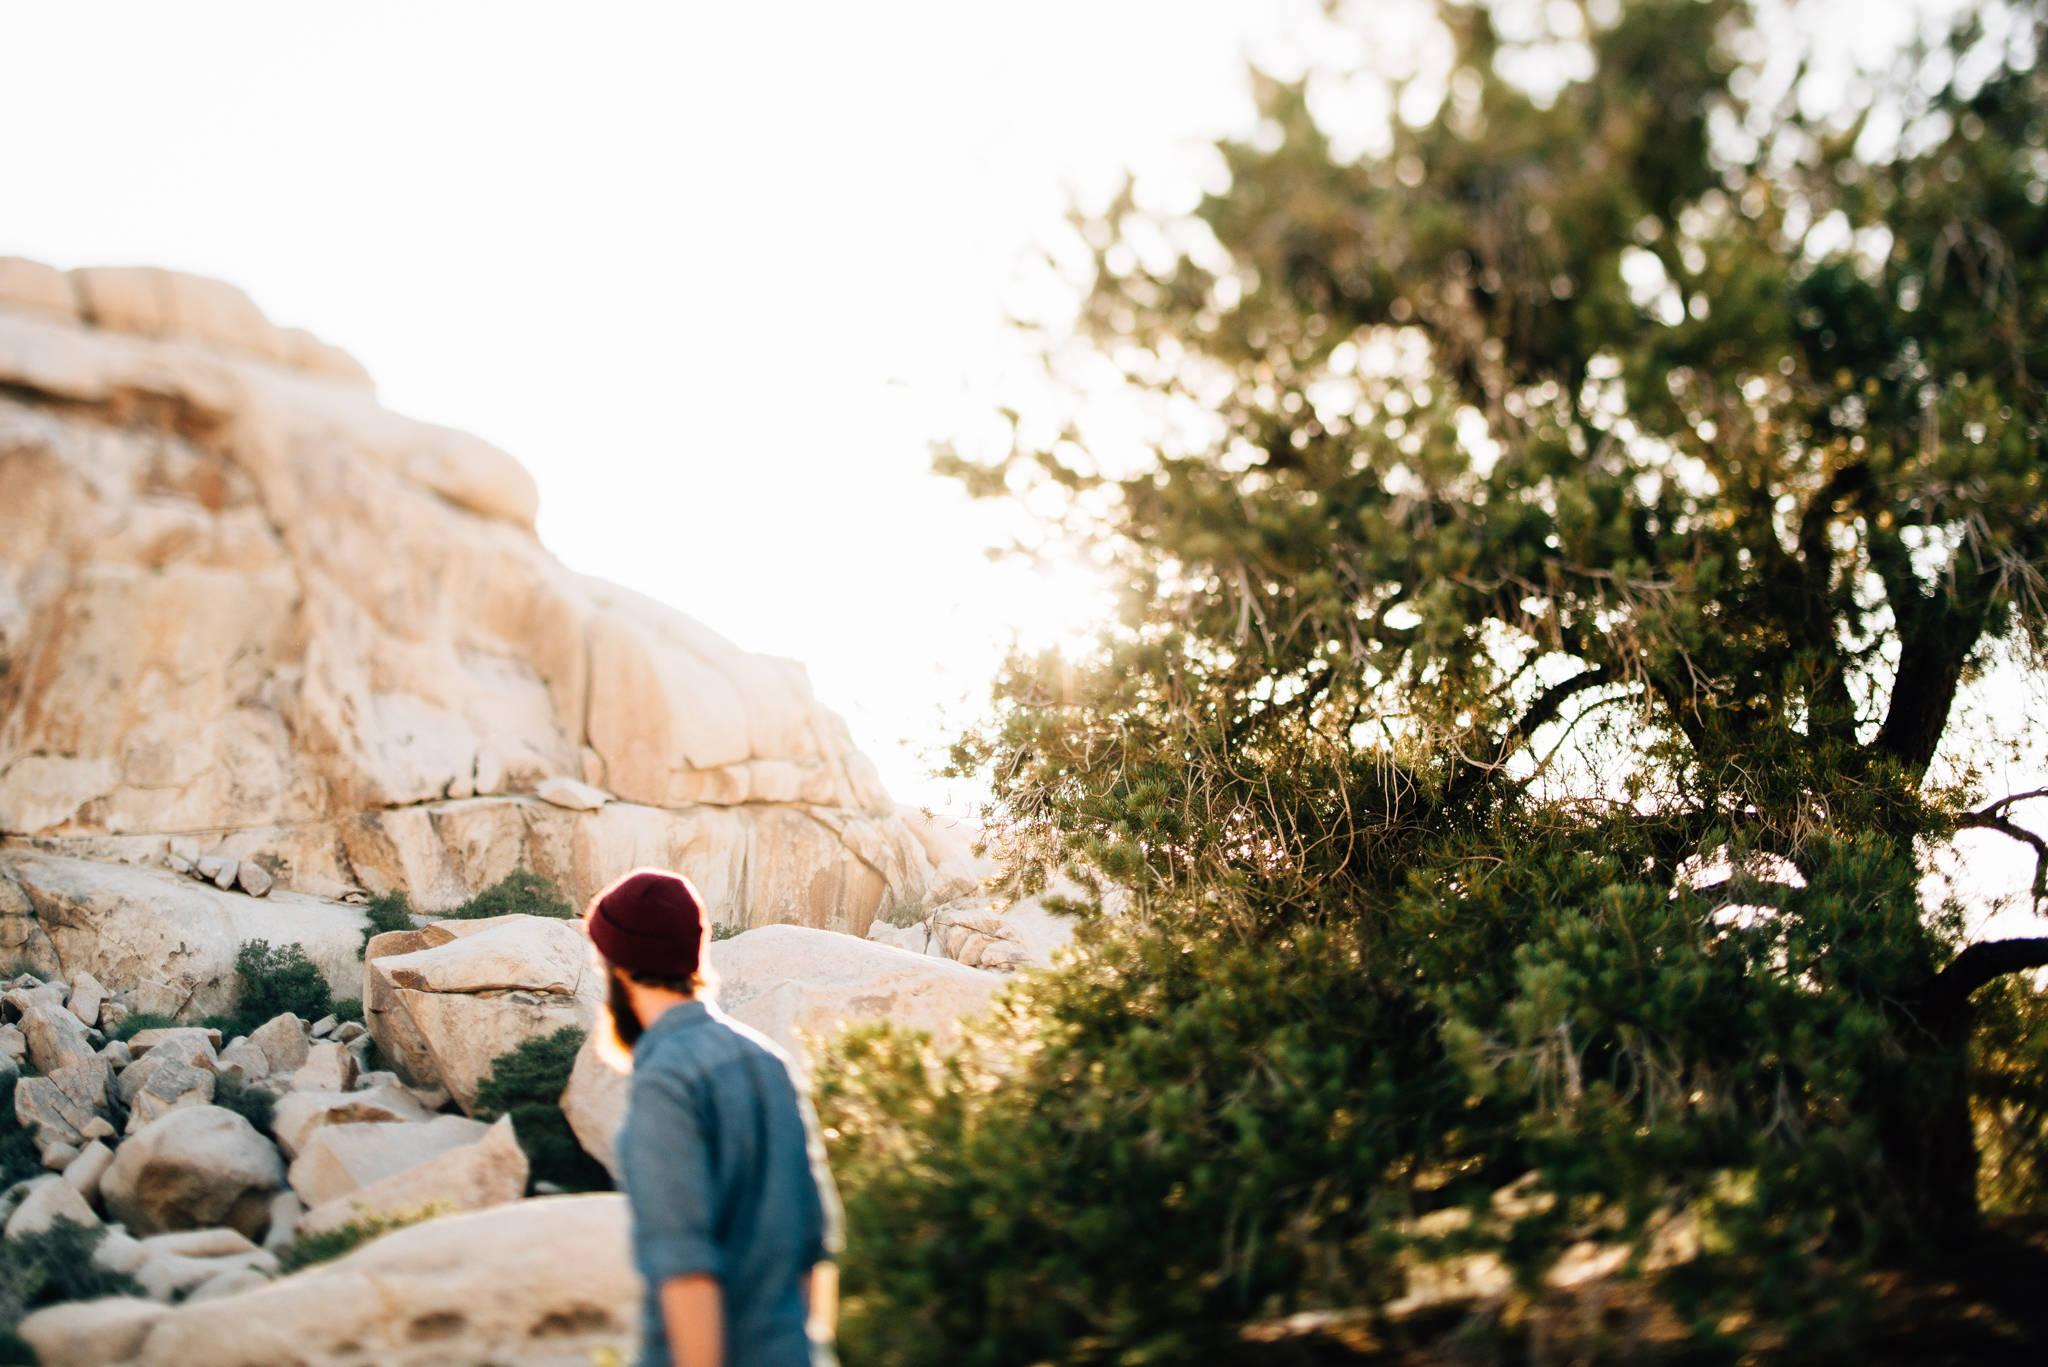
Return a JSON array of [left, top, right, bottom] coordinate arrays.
[[585, 867, 708, 981]]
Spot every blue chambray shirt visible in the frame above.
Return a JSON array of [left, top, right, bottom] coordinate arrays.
[[619, 1000, 843, 1367]]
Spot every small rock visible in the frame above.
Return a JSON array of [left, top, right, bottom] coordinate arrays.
[[65, 972, 106, 1028], [128, 1026, 222, 1058], [15, 1060, 113, 1148], [139, 1228, 260, 1258], [19, 1004, 90, 1075], [164, 854, 194, 876], [247, 1014, 309, 1074], [101, 1106, 286, 1239], [4, 974, 42, 990], [81, 1116, 117, 1142], [212, 859, 240, 892], [535, 775, 612, 810], [270, 1084, 432, 1159], [333, 1021, 366, 1044], [187, 1265, 271, 1302], [309, 1015, 337, 1039], [124, 1061, 216, 1133], [261, 1191, 303, 1253], [235, 863, 273, 898], [98, 1001, 131, 1035], [291, 1041, 357, 1094], [61, 1140, 114, 1203], [93, 1229, 150, 1275], [216, 1038, 270, 1085], [531, 1180, 566, 1195], [133, 1250, 274, 1301], [40, 1141, 80, 1172], [193, 856, 227, 883], [97, 1039, 132, 1069], [0, 1024, 26, 1070], [16, 1297, 168, 1367], [6, 1175, 101, 1237], [345, 1033, 375, 1071]]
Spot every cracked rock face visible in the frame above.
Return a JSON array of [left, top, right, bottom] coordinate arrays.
[[367, 915, 603, 1113], [0, 256, 937, 934]]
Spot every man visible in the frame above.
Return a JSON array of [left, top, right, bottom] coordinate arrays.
[[587, 867, 841, 1367]]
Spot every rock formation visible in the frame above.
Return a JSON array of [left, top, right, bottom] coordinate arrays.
[[0, 256, 936, 933]]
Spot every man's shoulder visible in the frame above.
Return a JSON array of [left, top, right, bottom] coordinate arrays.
[[638, 1005, 798, 1083]]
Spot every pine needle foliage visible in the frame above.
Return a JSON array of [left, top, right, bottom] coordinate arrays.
[[444, 868, 574, 921], [473, 1026, 614, 1193], [821, 1, 2048, 1361]]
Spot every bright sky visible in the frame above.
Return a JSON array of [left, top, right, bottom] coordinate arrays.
[[3, 0, 2041, 939], [0, 0, 1296, 812]]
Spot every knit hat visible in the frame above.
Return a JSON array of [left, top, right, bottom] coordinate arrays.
[[585, 867, 708, 981]]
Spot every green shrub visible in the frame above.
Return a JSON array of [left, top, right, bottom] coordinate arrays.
[[331, 997, 364, 1025], [229, 940, 332, 1035], [111, 1012, 179, 1042], [277, 1202, 454, 1273], [0, 1218, 143, 1333], [473, 1026, 612, 1194], [710, 922, 746, 941], [444, 868, 573, 920], [212, 1073, 275, 1137], [357, 890, 416, 958], [0, 1082, 39, 1190]]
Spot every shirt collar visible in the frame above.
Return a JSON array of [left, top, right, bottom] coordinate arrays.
[[635, 997, 711, 1051]]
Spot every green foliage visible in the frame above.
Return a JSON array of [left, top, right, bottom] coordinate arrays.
[[827, 0, 2048, 1361], [444, 868, 573, 921], [111, 1012, 178, 1042], [212, 1072, 275, 1138], [1970, 975, 2048, 1214], [277, 1202, 454, 1273], [711, 922, 747, 941], [331, 997, 364, 1024], [229, 940, 332, 1036], [0, 1218, 143, 1333], [0, 1081, 39, 1192], [473, 1027, 613, 1194], [358, 889, 416, 958]]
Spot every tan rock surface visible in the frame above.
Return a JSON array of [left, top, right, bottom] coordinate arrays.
[[100, 1105, 286, 1239], [559, 1029, 630, 1180], [0, 262, 942, 935], [287, 1114, 492, 1208], [298, 1114, 527, 1234], [18, 1297, 169, 1367], [270, 1083, 433, 1160], [370, 915, 602, 1111], [710, 923, 1005, 1068], [99, 1194, 638, 1367]]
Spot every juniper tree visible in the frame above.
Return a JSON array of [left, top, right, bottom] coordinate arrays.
[[821, 1, 2048, 1361]]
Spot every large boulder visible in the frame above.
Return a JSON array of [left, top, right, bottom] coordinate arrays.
[[0, 265, 944, 935], [709, 923, 1005, 1068], [100, 1106, 286, 1239], [297, 1115, 528, 1235], [270, 1083, 433, 1159], [367, 916, 601, 1111], [559, 1031, 630, 1180], [42, 1194, 640, 1367]]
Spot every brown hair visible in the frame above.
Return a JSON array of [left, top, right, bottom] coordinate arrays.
[[603, 962, 711, 1052]]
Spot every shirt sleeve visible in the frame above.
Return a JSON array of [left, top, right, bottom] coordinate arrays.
[[793, 1084, 845, 1261], [623, 1066, 725, 1284]]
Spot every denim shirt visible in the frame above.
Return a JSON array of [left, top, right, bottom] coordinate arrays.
[[618, 1001, 842, 1367]]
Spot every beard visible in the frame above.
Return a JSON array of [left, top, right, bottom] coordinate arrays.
[[607, 968, 644, 1053]]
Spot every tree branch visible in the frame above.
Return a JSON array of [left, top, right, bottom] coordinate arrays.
[[1954, 809, 2048, 902], [1923, 938, 2048, 1015], [1446, 665, 1614, 804]]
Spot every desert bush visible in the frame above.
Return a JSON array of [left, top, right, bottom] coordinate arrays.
[[357, 890, 416, 958], [444, 868, 573, 921], [212, 1072, 276, 1137], [277, 1202, 455, 1273], [331, 997, 364, 1024], [710, 922, 746, 941], [0, 1217, 143, 1339], [227, 940, 332, 1036], [0, 1082, 39, 1190], [473, 1026, 612, 1194], [111, 1012, 178, 1043]]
